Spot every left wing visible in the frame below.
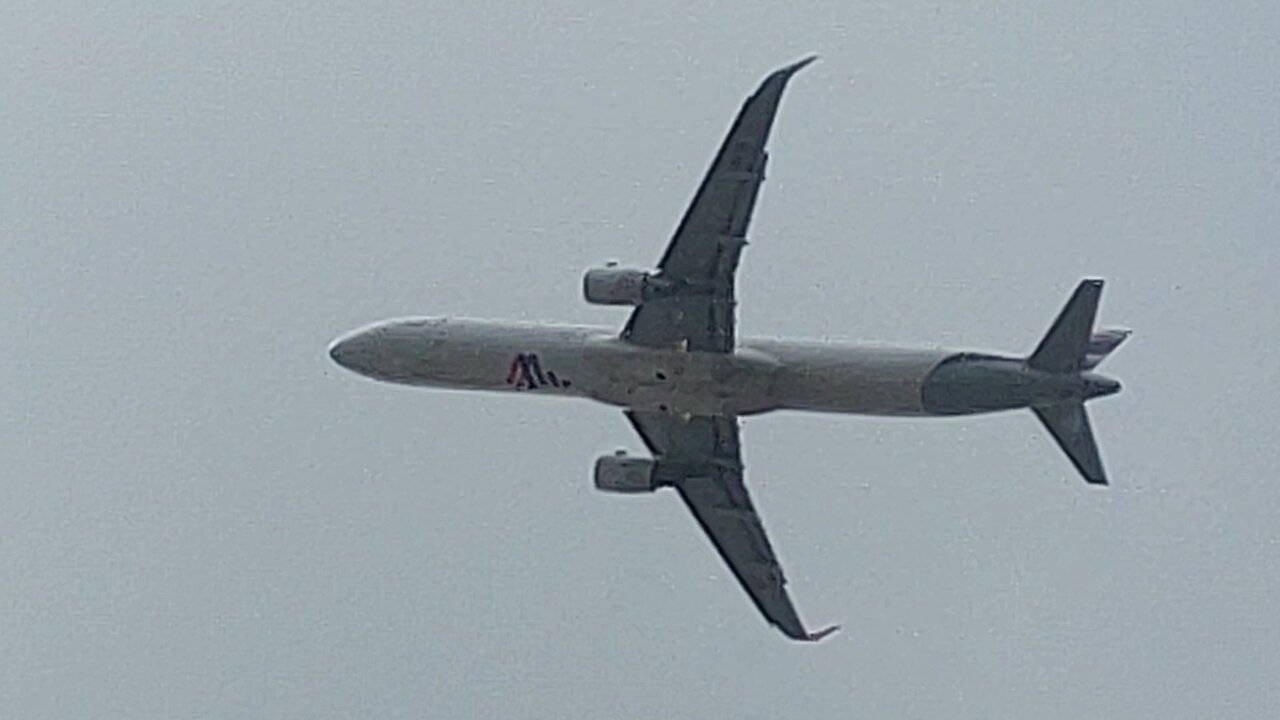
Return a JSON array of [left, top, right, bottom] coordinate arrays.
[[622, 56, 816, 353], [626, 410, 838, 642]]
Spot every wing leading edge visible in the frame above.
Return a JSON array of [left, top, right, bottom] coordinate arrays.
[[625, 410, 838, 642], [622, 56, 816, 353]]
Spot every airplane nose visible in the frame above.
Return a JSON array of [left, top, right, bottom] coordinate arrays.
[[328, 336, 354, 366], [328, 330, 378, 376], [328, 321, 424, 382]]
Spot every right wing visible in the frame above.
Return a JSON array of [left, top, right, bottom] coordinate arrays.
[[626, 410, 838, 642], [621, 56, 816, 354]]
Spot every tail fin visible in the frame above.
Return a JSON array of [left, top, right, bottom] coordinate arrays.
[[1027, 279, 1104, 373], [1032, 402, 1108, 485], [1082, 327, 1132, 370]]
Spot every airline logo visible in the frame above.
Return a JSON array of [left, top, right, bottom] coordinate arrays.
[[506, 352, 569, 390]]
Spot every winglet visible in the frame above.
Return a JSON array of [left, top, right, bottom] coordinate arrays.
[[801, 624, 841, 642], [782, 54, 819, 77]]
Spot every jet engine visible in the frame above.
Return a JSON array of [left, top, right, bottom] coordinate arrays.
[[593, 453, 658, 493], [582, 266, 666, 306]]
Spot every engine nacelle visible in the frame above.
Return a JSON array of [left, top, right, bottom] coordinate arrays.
[[593, 454, 658, 493], [582, 267, 661, 306]]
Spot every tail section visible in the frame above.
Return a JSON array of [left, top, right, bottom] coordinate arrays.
[[1026, 279, 1125, 486], [1032, 403, 1108, 485], [1027, 279, 1105, 373]]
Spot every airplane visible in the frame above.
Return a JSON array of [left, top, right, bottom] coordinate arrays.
[[328, 56, 1129, 642]]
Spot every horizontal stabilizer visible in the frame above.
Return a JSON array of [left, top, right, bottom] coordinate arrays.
[[1032, 402, 1108, 485], [1028, 279, 1105, 373]]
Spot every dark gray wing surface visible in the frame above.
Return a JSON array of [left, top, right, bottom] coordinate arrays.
[[622, 57, 816, 353], [1032, 402, 1108, 485], [625, 410, 838, 642]]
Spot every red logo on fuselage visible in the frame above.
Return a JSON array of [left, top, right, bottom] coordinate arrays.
[[506, 353, 568, 390]]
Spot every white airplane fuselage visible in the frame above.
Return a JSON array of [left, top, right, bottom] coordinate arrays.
[[329, 317, 963, 417]]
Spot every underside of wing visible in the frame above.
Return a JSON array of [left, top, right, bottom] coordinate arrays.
[[622, 57, 816, 354], [1032, 402, 1108, 485], [625, 410, 838, 642]]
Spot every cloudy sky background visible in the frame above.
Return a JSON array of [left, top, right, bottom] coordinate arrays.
[[3, 1, 1277, 717]]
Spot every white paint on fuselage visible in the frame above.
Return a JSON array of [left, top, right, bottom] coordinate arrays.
[[328, 317, 956, 417]]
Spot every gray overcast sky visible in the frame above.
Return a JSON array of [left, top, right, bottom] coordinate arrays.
[[3, 1, 1278, 717]]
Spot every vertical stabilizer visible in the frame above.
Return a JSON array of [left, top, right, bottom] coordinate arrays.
[[1082, 327, 1132, 369], [1028, 279, 1104, 373], [1032, 403, 1108, 485]]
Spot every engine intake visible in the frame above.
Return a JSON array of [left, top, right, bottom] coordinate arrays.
[[594, 454, 658, 493], [582, 267, 666, 306]]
